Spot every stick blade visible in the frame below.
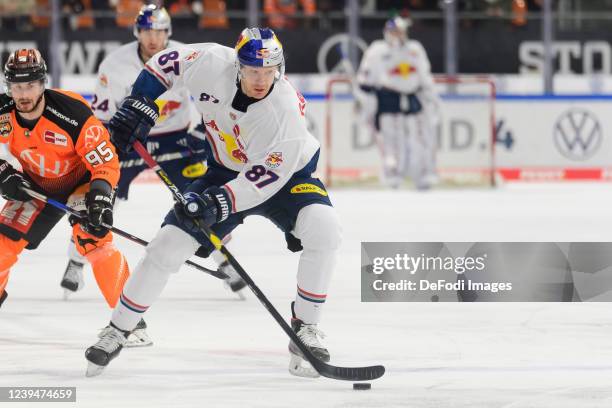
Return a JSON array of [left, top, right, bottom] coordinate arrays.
[[315, 361, 386, 381]]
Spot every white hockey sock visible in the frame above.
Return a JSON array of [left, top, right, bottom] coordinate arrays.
[[294, 249, 336, 324], [111, 225, 199, 331], [291, 205, 342, 325]]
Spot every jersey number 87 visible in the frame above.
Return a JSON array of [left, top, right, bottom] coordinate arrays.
[[159, 51, 180, 75], [246, 165, 278, 188]]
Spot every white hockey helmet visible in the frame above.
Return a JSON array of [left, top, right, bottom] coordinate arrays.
[[383, 16, 411, 45], [133, 4, 172, 38]]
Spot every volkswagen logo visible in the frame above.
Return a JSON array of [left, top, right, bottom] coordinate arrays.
[[553, 108, 602, 161]]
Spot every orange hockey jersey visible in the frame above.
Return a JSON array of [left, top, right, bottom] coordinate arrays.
[[0, 89, 120, 195]]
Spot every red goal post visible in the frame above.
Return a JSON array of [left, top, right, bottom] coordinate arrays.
[[323, 75, 497, 187]]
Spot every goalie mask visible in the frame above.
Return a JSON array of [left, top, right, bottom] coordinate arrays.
[[383, 16, 411, 47], [235, 27, 285, 82]]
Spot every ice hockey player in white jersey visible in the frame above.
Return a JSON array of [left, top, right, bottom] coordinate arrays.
[[357, 16, 441, 190], [83, 27, 342, 379], [60, 5, 247, 311]]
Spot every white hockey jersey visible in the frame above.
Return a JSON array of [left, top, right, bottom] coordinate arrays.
[[93, 40, 194, 136], [144, 43, 320, 213], [358, 39, 439, 109]]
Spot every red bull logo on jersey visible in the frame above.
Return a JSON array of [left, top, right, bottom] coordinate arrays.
[[232, 149, 248, 163], [99, 74, 108, 88], [216, 128, 248, 164], [389, 62, 416, 78], [185, 51, 200, 62], [156, 100, 182, 122], [265, 152, 283, 169]]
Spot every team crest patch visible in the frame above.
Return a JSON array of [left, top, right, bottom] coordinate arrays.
[[0, 115, 12, 138], [84, 125, 106, 148], [43, 130, 68, 146], [290, 183, 328, 196], [265, 152, 283, 169], [182, 162, 207, 178], [229, 112, 237, 120]]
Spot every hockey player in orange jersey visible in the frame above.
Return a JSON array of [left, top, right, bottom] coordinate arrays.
[[0, 49, 147, 345]]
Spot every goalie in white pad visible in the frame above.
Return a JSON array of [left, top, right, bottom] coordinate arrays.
[[85, 28, 342, 378], [357, 16, 441, 189]]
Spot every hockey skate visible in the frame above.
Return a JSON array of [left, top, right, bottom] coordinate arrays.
[[85, 325, 128, 377], [98, 318, 152, 348], [60, 260, 85, 300], [219, 261, 247, 300], [288, 303, 329, 378]]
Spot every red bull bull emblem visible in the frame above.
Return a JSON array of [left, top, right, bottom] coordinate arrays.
[[389, 62, 416, 77], [159, 100, 182, 117], [232, 149, 248, 163], [185, 51, 200, 62], [265, 152, 283, 169], [256, 48, 270, 59], [99, 74, 108, 87]]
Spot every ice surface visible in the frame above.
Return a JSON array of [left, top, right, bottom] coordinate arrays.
[[2, 182, 612, 407]]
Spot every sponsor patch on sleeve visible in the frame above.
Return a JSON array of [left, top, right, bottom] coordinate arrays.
[[290, 183, 328, 196]]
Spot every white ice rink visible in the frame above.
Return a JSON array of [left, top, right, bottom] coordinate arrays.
[[2, 182, 612, 408]]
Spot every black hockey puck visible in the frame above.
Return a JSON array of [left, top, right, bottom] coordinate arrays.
[[353, 383, 371, 390]]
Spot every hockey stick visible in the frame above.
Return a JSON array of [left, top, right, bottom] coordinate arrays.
[[119, 150, 192, 169], [19, 186, 228, 281], [133, 141, 385, 382]]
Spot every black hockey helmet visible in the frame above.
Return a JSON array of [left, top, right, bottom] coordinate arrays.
[[4, 49, 48, 83]]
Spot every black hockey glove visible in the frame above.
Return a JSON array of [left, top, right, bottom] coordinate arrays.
[[186, 121, 209, 155], [83, 180, 114, 238], [109, 95, 159, 153], [173, 187, 231, 233], [0, 160, 32, 202]]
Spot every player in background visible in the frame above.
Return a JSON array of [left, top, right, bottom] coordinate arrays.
[[0, 49, 132, 329], [357, 16, 441, 190], [59, 4, 247, 301], [83, 28, 342, 378]]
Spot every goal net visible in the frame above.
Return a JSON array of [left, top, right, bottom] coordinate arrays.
[[321, 75, 496, 187]]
